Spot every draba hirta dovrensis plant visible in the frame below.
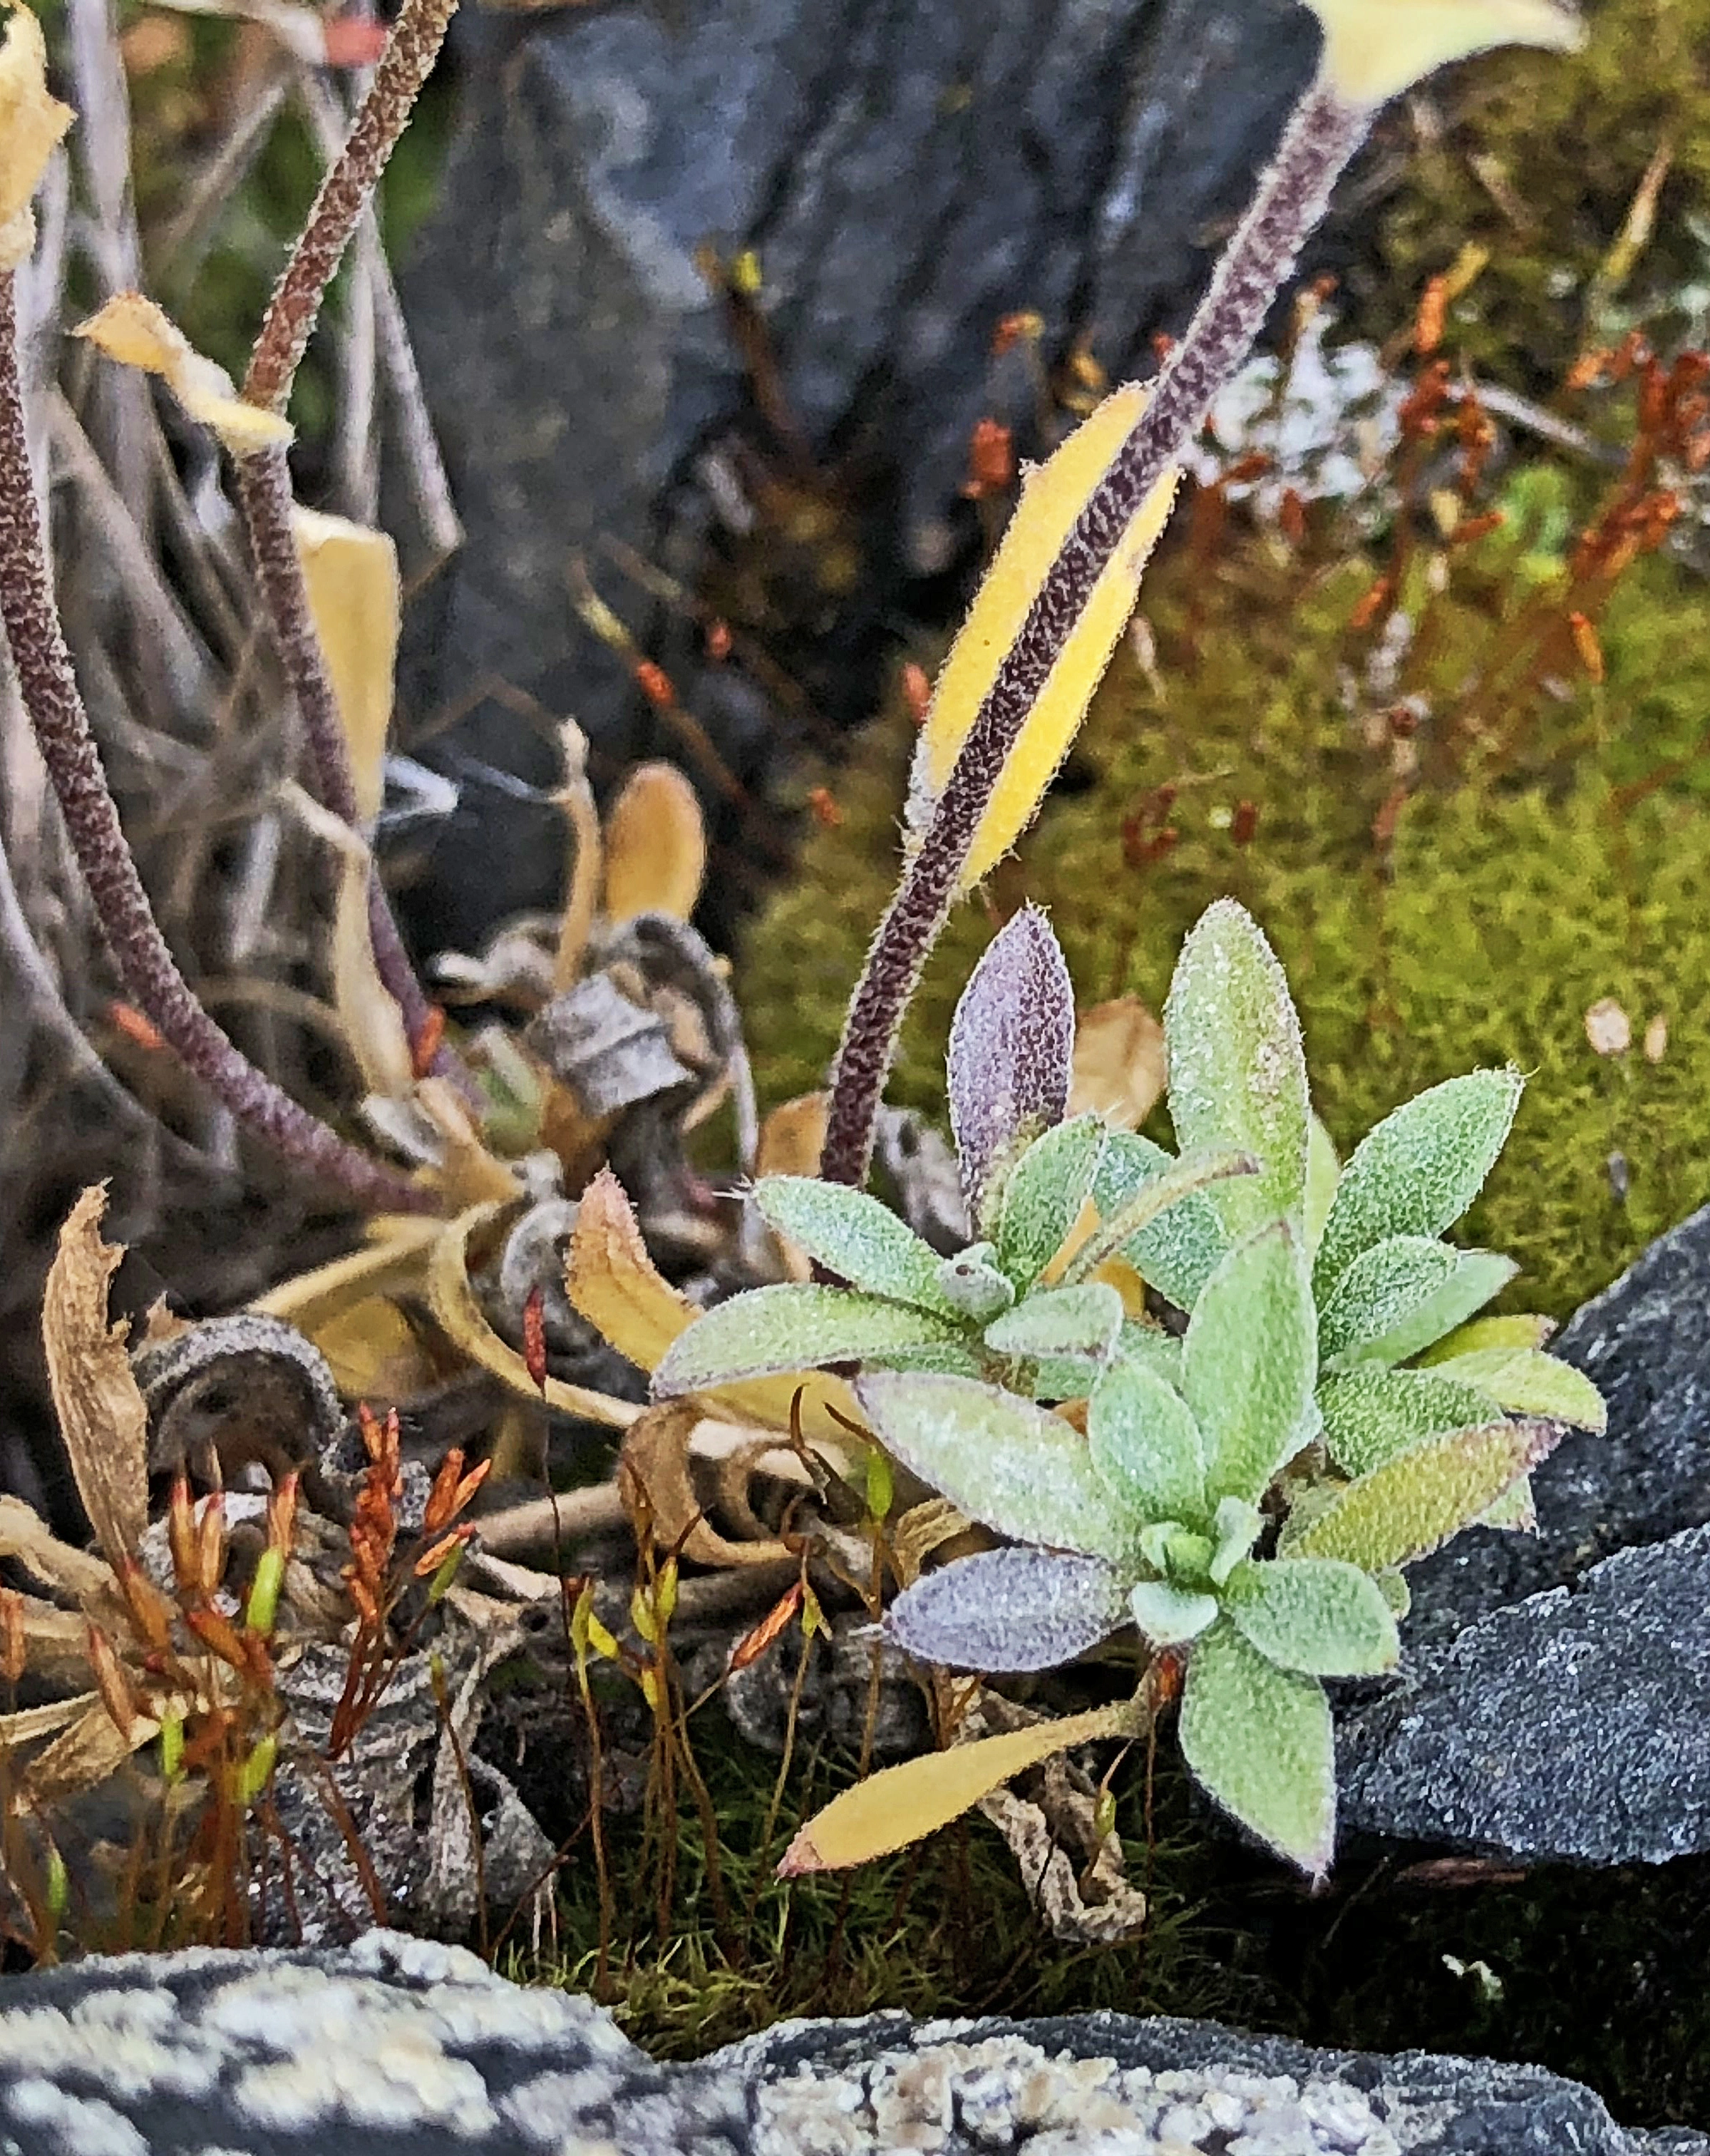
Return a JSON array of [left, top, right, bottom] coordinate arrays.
[[565, 0, 1596, 1879], [660, 900, 1602, 1874]]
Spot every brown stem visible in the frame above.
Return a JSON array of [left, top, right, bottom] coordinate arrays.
[[0, 272, 432, 1215], [820, 76, 1371, 1188], [235, 447, 466, 1086], [242, 0, 460, 416]]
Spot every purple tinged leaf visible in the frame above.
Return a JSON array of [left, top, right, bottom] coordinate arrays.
[[885, 1548, 1128, 1672], [948, 905, 1074, 1232]]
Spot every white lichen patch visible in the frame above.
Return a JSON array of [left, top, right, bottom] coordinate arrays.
[[752, 2033, 1408, 2155]]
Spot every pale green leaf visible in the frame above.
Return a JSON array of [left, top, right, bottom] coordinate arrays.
[[1313, 1069, 1523, 1295], [1091, 1132, 1230, 1311], [1479, 1472, 1536, 1530], [1222, 1556, 1399, 1675], [1319, 1238, 1516, 1368], [1207, 1495, 1263, 1585], [1182, 1221, 1317, 1505], [1130, 1579, 1220, 1646], [653, 1285, 964, 1396], [862, 1341, 991, 1378], [887, 1548, 1127, 1672], [1088, 1358, 1206, 1527], [1289, 1417, 1560, 1571], [753, 1177, 953, 1313], [1178, 1618, 1335, 1877], [994, 1113, 1107, 1290], [1417, 1313, 1554, 1365], [855, 1371, 1137, 1564], [1163, 900, 1309, 1236], [935, 1243, 1016, 1323], [1317, 1365, 1511, 1476], [1062, 1146, 1258, 1286], [984, 1281, 1123, 1362], [1426, 1345, 1606, 1431], [1304, 1113, 1339, 1259]]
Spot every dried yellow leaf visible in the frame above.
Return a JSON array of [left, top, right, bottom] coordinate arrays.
[[0, 6, 72, 270], [19, 1695, 154, 1809], [429, 1203, 640, 1428], [1304, 0, 1582, 106], [287, 783, 414, 1099], [0, 1494, 113, 1603], [602, 762, 706, 925], [778, 1698, 1137, 1874], [252, 1218, 441, 1335], [552, 722, 602, 992], [754, 1092, 830, 1179], [73, 292, 293, 452], [1068, 995, 1166, 1130], [910, 386, 1178, 890], [41, 1188, 148, 1570], [294, 508, 399, 824], [622, 1400, 793, 1566]]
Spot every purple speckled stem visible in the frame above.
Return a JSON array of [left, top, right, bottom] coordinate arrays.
[[820, 76, 1371, 1189], [0, 272, 433, 1215]]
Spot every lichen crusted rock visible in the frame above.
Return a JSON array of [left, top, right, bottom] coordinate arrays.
[[0, 1930, 748, 2155]]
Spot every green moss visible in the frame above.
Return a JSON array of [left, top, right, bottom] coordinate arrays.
[[1366, 0, 1710, 379], [740, 525, 1710, 1322]]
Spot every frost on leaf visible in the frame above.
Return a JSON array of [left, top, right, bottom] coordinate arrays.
[[993, 1113, 1107, 1292], [1317, 1365, 1510, 1475], [1182, 1223, 1316, 1507], [1088, 1358, 1206, 1529], [1312, 1069, 1522, 1297], [1221, 1557, 1399, 1677], [1178, 1619, 1335, 1877], [885, 1547, 1127, 1672], [753, 1176, 952, 1312], [652, 1284, 962, 1395], [1289, 1417, 1562, 1571], [984, 1280, 1123, 1363], [1089, 1131, 1230, 1313], [856, 1372, 1139, 1565], [947, 906, 1074, 1230], [1164, 901, 1310, 1238]]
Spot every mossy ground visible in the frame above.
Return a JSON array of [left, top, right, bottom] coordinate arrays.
[[742, 515, 1710, 1323]]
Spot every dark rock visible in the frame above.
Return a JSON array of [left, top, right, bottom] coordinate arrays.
[[396, 0, 1319, 949], [2, 1936, 1701, 2154], [1402, 1201, 1710, 1651], [1339, 1524, 1710, 1864]]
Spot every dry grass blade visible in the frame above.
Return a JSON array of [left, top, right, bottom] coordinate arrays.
[[0, 1495, 114, 1603], [20, 1693, 153, 1808], [40, 1186, 147, 1568]]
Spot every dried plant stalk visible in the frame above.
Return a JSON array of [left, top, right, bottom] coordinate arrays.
[[0, 270, 431, 1214]]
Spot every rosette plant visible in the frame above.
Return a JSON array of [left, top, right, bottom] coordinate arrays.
[[656, 898, 1602, 1873]]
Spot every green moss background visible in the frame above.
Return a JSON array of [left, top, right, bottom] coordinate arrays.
[[741, 524, 1710, 1323]]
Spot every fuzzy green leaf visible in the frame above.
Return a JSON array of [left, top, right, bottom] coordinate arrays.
[[1222, 1557, 1399, 1676], [984, 1281, 1123, 1362], [1319, 1238, 1516, 1368], [1289, 1417, 1562, 1571], [1304, 1114, 1339, 1259], [1312, 1069, 1523, 1296], [887, 1548, 1127, 1673], [935, 1244, 1016, 1323], [861, 1341, 991, 1378], [1427, 1345, 1607, 1431], [1317, 1365, 1513, 1476], [948, 905, 1075, 1231], [1130, 1580, 1220, 1647], [1179, 1618, 1335, 1877], [1182, 1222, 1316, 1505], [753, 1177, 953, 1313], [855, 1372, 1137, 1565], [1089, 1132, 1231, 1311], [1164, 900, 1309, 1237], [653, 1285, 963, 1396], [994, 1112, 1107, 1291], [1088, 1358, 1207, 1527]]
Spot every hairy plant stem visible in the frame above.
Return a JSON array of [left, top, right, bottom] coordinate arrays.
[[820, 75, 1371, 1189], [242, 0, 460, 416], [234, 0, 467, 1088], [0, 272, 432, 1215], [236, 447, 463, 1084]]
